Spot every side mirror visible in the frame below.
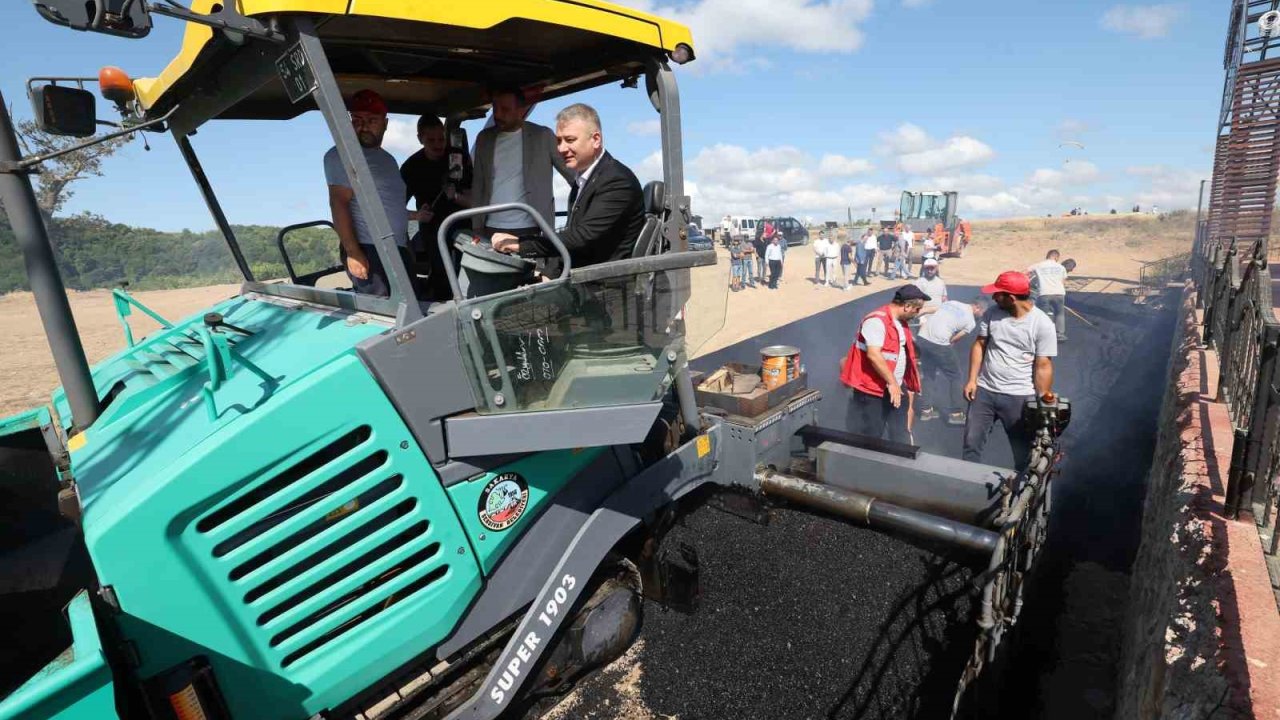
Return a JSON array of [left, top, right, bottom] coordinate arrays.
[[33, 0, 151, 39], [30, 85, 98, 138]]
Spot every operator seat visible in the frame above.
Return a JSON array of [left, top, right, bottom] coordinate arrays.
[[631, 181, 665, 258]]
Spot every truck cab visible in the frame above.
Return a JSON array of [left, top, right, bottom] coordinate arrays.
[[899, 190, 967, 255]]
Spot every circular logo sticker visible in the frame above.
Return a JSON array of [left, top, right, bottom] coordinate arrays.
[[477, 473, 530, 532]]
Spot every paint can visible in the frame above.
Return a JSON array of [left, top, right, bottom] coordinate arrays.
[[760, 345, 801, 390]]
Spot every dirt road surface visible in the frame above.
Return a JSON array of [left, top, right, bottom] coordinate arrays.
[[0, 213, 1189, 418]]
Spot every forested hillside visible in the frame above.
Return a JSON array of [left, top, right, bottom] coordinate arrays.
[[0, 211, 339, 293]]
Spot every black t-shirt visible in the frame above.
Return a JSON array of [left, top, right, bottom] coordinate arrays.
[[399, 149, 471, 224], [877, 232, 895, 251]]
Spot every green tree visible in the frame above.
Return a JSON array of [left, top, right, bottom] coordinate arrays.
[[13, 119, 132, 226]]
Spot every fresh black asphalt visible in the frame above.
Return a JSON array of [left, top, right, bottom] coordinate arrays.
[[545, 283, 1177, 719]]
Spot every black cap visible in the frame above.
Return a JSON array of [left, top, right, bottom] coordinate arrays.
[[894, 285, 931, 303]]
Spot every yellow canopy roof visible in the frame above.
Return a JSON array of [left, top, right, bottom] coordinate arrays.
[[132, 0, 695, 122]]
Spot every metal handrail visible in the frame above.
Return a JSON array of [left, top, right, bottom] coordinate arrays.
[[436, 202, 573, 303], [275, 220, 344, 287], [1197, 235, 1280, 528]]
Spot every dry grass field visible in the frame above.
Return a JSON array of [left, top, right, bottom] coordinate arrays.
[[0, 213, 1195, 418]]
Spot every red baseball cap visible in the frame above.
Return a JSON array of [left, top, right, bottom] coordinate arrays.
[[982, 270, 1031, 296], [348, 89, 388, 115]]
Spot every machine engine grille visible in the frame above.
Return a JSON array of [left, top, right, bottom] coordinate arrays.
[[196, 424, 450, 668]]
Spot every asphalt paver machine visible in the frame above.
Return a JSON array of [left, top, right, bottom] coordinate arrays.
[[0, 2, 1065, 718]]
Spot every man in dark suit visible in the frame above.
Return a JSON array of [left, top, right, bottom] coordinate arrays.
[[490, 103, 644, 269]]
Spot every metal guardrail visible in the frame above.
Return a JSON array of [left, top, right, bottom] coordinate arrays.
[[1193, 224, 1280, 556], [1140, 251, 1193, 288]]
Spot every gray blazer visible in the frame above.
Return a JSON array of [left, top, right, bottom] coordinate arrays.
[[470, 121, 575, 232]]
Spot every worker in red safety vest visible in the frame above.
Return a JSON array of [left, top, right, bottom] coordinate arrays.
[[839, 285, 930, 443]]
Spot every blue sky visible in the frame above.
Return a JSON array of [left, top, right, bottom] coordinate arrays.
[[0, 1, 1222, 231]]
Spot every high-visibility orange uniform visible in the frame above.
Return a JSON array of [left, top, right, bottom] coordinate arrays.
[[956, 220, 972, 252]]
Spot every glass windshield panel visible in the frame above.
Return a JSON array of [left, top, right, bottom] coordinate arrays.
[[685, 249, 730, 358], [457, 269, 691, 414]]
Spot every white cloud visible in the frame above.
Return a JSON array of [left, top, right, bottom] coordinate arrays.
[[1100, 4, 1186, 40], [703, 56, 774, 75], [919, 173, 1006, 194], [627, 119, 662, 136], [383, 116, 420, 156], [638, 139, 1203, 224], [875, 123, 996, 174], [637, 150, 665, 183], [1101, 194, 1129, 211], [877, 123, 934, 155], [965, 192, 1032, 217], [632, 0, 872, 70], [673, 143, 896, 221], [692, 144, 821, 193], [920, 162, 1204, 219], [818, 154, 874, 176], [830, 184, 902, 214], [1126, 165, 1205, 209], [1028, 160, 1102, 187], [898, 136, 996, 175]]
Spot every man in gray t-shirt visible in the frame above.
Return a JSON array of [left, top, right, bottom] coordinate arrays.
[[324, 89, 412, 297], [1028, 249, 1069, 342], [963, 271, 1058, 470], [915, 297, 985, 424]]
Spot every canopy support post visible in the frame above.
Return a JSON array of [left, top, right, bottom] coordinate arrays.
[[289, 16, 422, 325]]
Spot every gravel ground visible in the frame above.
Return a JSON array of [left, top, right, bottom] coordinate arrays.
[[540, 504, 978, 720]]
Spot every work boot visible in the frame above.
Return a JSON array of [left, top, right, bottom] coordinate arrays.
[[920, 407, 939, 422]]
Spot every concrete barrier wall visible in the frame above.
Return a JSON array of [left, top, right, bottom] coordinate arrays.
[[1115, 282, 1280, 720]]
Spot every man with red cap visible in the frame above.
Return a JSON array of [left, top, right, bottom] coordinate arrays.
[[962, 270, 1057, 470], [323, 89, 413, 297], [840, 285, 930, 443]]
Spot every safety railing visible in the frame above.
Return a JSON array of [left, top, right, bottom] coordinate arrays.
[[1194, 233, 1280, 558], [1139, 251, 1193, 289], [1191, 220, 1213, 309]]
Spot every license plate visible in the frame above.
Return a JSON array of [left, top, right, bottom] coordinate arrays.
[[277, 42, 317, 104]]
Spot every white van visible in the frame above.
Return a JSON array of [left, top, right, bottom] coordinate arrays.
[[729, 216, 758, 244]]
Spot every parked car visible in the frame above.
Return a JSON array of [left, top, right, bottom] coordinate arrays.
[[687, 223, 713, 251], [755, 216, 809, 246]]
